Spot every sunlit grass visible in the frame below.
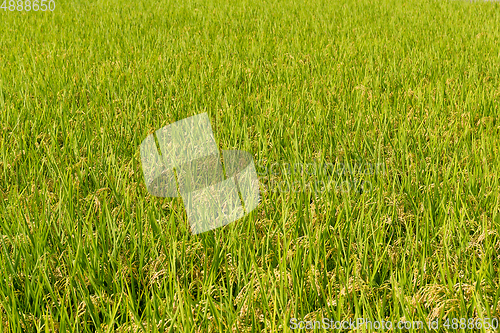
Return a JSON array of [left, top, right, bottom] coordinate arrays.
[[1, 0, 500, 331]]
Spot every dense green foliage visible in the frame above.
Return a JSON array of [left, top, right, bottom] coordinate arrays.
[[1, 0, 500, 331]]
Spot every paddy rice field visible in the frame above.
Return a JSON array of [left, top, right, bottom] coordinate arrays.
[[1, 0, 500, 331]]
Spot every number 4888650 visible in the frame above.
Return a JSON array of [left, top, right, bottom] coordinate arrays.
[[1, 0, 55, 11]]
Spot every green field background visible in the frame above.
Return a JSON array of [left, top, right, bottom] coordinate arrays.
[[1, 0, 500, 331]]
